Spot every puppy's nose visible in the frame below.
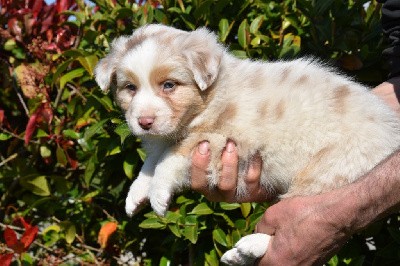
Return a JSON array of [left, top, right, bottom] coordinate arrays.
[[138, 116, 155, 130]]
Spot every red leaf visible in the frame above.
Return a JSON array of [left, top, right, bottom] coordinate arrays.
[[18, 217, 32, 230], [56, 0, 72, 13], [25, 111, 39, 145], [4, 227, 18, 248], [40, 102, 53, 124], [31, 0, 44, 18], [20, 226, 38, 250], [0, 109, 4, 124], [0, 254, 13, 266]]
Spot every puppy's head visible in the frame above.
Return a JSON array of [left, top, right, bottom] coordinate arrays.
[[94, 24, 224, 137]]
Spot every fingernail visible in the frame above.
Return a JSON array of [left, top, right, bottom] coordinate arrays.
[[226, 141, 236, 153], [198, 141, 209, 155]]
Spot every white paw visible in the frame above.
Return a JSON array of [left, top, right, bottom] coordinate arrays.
[[149, 188, 172, 217], [125, 177, 151, 217], [221, 248, 251, 265], [221, 233, 270, 265]]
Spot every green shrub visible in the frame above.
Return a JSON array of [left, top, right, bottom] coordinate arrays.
[[1, 0, 399, 265]]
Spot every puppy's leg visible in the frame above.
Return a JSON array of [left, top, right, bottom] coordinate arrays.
[[125, 138, 169, 216], [221, 233, 271, 265], [149, 152, 191, 216], [125, 172, 152, 216], [148, 133, 227, 216]]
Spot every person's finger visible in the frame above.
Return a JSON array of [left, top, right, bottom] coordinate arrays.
[[218, 141, 239, 200], [244, 153, 262, 188], [191, 141, 211, 192]]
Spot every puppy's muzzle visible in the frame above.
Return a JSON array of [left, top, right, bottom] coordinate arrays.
[[138, 116, 155, 130]]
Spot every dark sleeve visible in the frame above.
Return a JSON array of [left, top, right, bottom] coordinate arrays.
[[377, 0, 400, 78]]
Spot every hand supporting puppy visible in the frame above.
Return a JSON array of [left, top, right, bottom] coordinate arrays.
[[191, 141, 270, 202], [190, 79, 400, 265]]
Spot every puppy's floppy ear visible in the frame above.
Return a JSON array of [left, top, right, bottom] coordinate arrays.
[[94, 36, 130, 93], [182, 28, 224, 91]]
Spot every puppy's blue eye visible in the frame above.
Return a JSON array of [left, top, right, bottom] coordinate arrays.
[[125, 83, 137, 92], [163, 81, 176, 91]]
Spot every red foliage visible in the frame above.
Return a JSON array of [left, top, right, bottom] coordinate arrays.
[[0, 254, 13, 266], [1, 217, 39, 266], [0, 0, 77, 52]]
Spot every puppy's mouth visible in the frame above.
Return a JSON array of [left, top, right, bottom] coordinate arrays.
[[127, 117, 177, 137]]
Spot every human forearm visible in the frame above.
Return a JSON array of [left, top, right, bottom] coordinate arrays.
[[340, 149, 400, 232]]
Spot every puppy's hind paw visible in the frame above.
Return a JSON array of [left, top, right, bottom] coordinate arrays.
[[220, 233, 271, 265], [235, 233, 270, 258], [221, 248, 252, 266]]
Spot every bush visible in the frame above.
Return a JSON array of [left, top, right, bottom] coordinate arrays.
[[1, 0, 399, 265]]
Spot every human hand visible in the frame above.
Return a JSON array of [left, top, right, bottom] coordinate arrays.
[[190, 140, 269, 202], [255, 193, 353, 265], [372, 76, 400, 115]]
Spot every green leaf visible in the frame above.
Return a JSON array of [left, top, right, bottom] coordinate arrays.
[[212, 228, 228, 247], [250, 15, 264, 34], [168, 224, 181, 238], [190, 202, 213, 215], [92, 94, 114, 111], [83, 118, 108, 141], [60, 68, 86, 89], [220, 202, 240, 210], [84, 153, 98, 186], [240, 203, 252, 218], [77, 55, 98, 76], [114, 123, 131, 144], [159, 256, 171, 266], [40, 145, 52, 158], [63, 129, 81, 140], [20, 175, 51, 196], [139, 218, 166, 229], [0, 133, 12, 141], [61, 221, 76, 244], [219, 18, 230, 42], [136, 148, 147, 162], [184, 215, 198, 244], [123, 155, 137, 179], [327, 255, 339, 266], [56, 145, 68, 166], [42, 224, 61, 235], [4, 39, 17, 51], [238, 19, 249, 49]]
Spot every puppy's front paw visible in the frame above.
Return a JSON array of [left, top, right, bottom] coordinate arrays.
[[125, 177, 151, 217], [221, 233, 270, 265], [149, 188, 172, 216], [125, 190, 148, 217]]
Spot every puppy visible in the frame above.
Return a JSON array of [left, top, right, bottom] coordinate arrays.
[[94, 24, 400, 265]]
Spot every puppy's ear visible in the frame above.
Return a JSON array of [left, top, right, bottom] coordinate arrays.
[[183, 28, 224, 91], [94, 36, 130, 92]]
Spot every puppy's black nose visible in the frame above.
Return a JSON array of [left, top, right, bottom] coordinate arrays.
[[138, 116, 155, 130]]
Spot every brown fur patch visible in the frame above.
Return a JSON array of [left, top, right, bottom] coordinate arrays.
[[258, 101, 269, 118], [291, 146, 333, 190], [333, 85, 351, 114], [191, 103, 237, 134], [149, 65, 173, 87], [296, 75, 309, 85], [279, 67, 291, 84], [123, 70, 141, 87], [215, 103, 238, 127], [125, 34, 147, 51], [274, 99, 286, 120]]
